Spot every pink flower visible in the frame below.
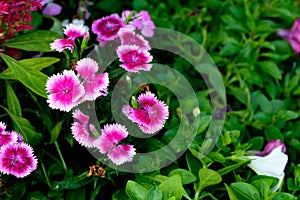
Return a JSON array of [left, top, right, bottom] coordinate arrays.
[[71, 109, 97, 148], [0, 142, 37, 178], [64, 23, 89, 40], [118, 28, 150, 50], [93, 124, 136, 165], [121, 10, 155, 37], [0, 122, 6, 133], [76, 58, 109, 101], [122, 91, 169, 134], [92, 14, 125, 42], [46, 70, 84, 112], [278, 19, 300, 54], [50, 38, 75, 52], [0, 130, 18, 147], [116, 45, 153, 72]]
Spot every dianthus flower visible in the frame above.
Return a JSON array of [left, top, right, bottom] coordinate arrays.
[[64, 23, 89, 40], [247, 140, 288, 192], [93, 124, 136, 165], [71, 109, 97, 148], [50, 38, 74, 52], [50, 22, 89, 52], [46, 70, 84, 112], [121, 10, 155, 37], [118, 28, 150, 50], [92, 14, 125, 42], [0, 143, 37, 178], [116, 45, 153, 72], [76, 58, 109, 101], [122, 91, 169, 134]]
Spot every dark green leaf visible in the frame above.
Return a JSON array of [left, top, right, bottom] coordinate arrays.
[[168, 169, 197, 185], [231, 182, 261, 200], [6, 81, 22, 117], [257, 61, 282, 80], [3, 30, 61, 52], [0, 53, 48, 98]]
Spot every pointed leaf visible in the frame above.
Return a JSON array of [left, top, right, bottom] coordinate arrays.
[[126, 180, 147, 200], [3, 30, 61, 52], [0, 53, 48, 98], [199, 168, 222, 189], [6, 81, 22, 117], [0, 105, 42, 145], [49, 120, 64, 144]]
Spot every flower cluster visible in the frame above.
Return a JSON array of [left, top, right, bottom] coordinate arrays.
[[0, 0, 42, 59], [91, 10, 154, 73], [246, 140, 288, 192], [46, 57, 109, 112], [47, 11, 168, 166], [71, 110, 136, 165], [0, 0, 42, 38], [50, 23, 89, 53], [0, 122, 37, 178]]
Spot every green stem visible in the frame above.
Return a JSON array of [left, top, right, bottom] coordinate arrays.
[[54, 141, 67, 173], [40, 151, 52, 189], [194, 185, 202, 200]]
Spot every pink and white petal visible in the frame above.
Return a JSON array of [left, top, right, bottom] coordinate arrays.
[[72, 109, 89, 124], [76, 58, 99, 79], [50, 39, 74, 52], [107, 144, 136, 165]]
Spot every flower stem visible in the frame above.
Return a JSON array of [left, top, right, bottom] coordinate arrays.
[[54, 141, 67, 173]]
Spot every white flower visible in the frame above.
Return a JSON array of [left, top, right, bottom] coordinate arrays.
[[247, 146, 288, 192]]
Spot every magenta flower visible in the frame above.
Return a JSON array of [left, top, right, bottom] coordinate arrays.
[[118, 28, 150, 50], [64, 23, 89, 40], [116, 45, 153, 72], [50, 38, 75, 52], [76, 58, 109, 101], [92, 14, 125, 42], [71, 109, 97, 148], [0, 130, 18, 147], [93, 124, 136, 165], [0, 143, 37, 178], [278, 19, 300, 54], [0, 122, 6, 133], [46, 70, 84, 112], [122, 91, 169, 134], [41, 0, 62, 16], [121, 10, 155, 37]]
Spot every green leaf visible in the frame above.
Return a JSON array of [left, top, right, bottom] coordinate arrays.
[[126, 180, 147, 200], [186, 151, 202, 178], [1, 57, 59, 79], [146, 187, 163, 200], [54, 172, 92, 190], [48, 120, 64, 144], [225, 184, 239, 200], [6, 81, 22, 117], [264, 126, 283, 141], [158, 175, 183, 200], [217, 160, 250, 176], [0, 105, 42, 145], [168, 169, 197, 185], [248, 136, 264, 150], [199, 168, 222, 189], [271, 193, 297, 200], [3, 30, 61, 52], [230, 182, 261, 200], [276, 110, 298, 121], [253, 112, 272, 123], [0, 53, 48, 98], [257, 61, 282, 80]]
